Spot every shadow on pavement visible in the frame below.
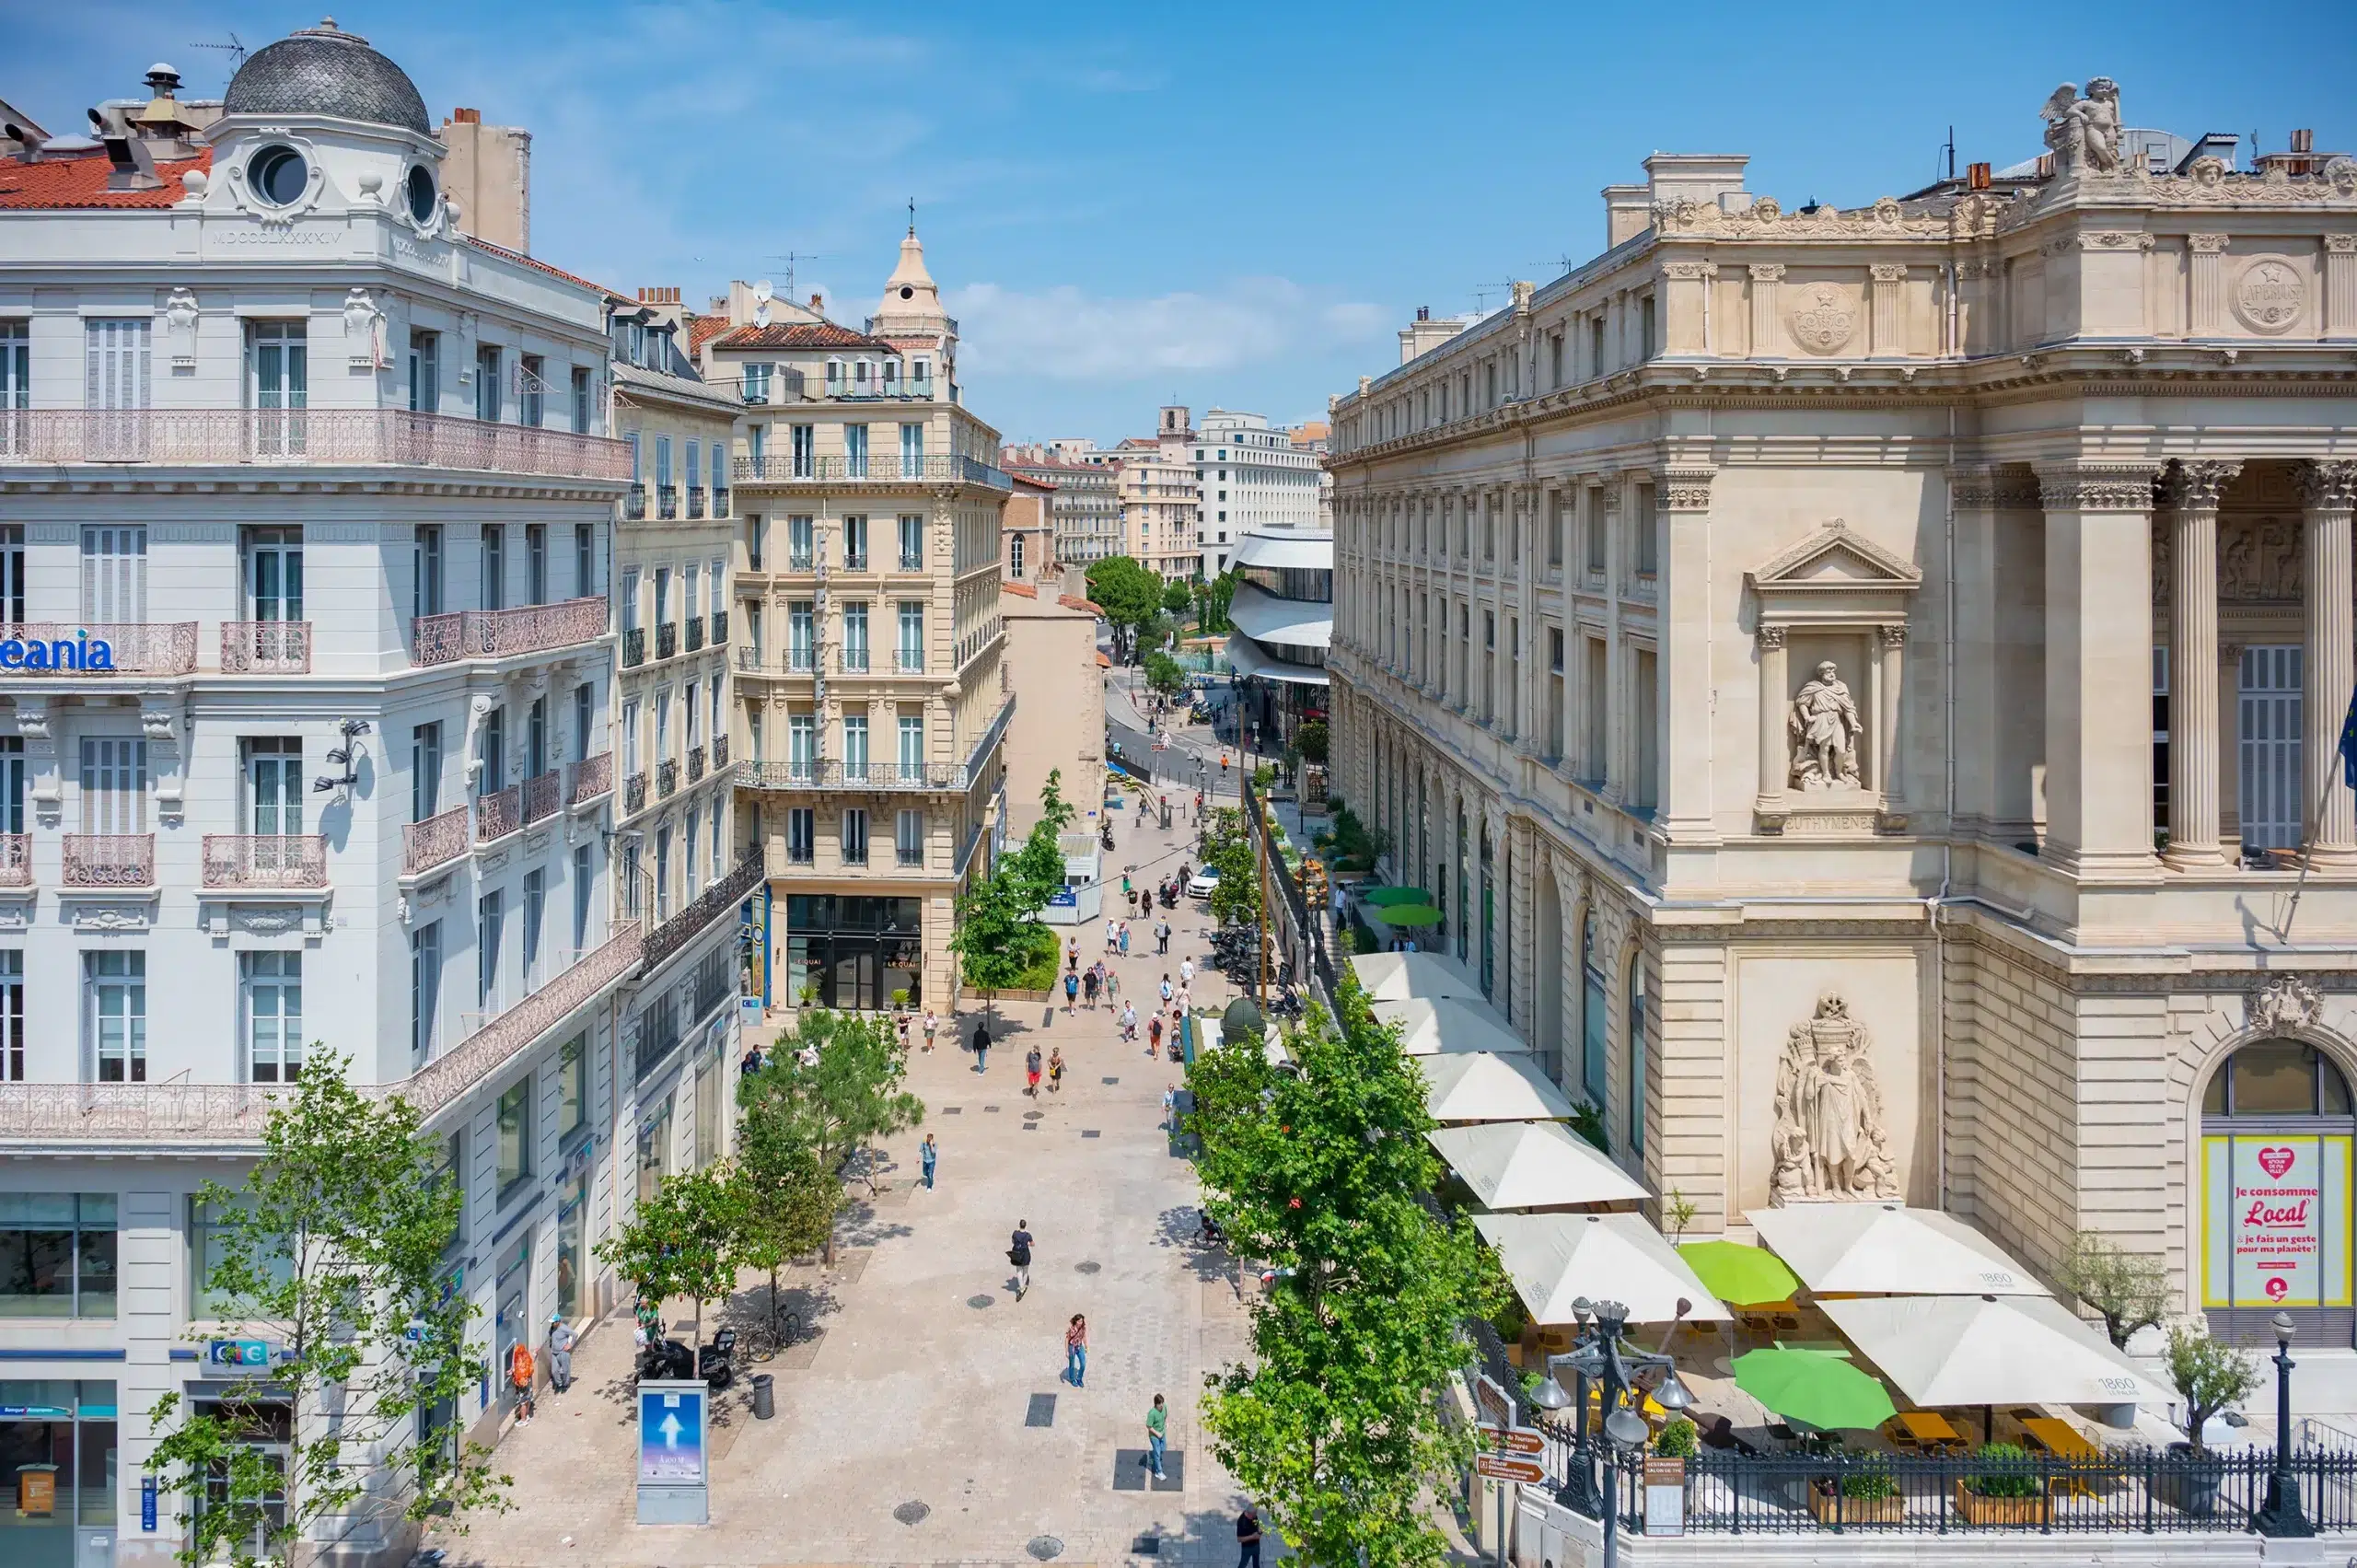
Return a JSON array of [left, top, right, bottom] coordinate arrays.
[[1153, 1204, 1234, 1285]]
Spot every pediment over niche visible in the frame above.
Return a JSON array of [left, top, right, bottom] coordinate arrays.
[[1747, 519, 1924, 594]]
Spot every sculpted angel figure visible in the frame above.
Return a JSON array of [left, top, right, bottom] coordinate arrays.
[[1788, 661, 1864, 789], [2040, 78, 2124, 174]]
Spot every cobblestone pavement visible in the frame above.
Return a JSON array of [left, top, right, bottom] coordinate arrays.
[[427, 790, 1260, 1568]]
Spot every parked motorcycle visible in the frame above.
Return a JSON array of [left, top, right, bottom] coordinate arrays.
[[698, 1326, 737, 1391]]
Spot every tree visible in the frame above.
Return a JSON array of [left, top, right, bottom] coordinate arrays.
[[1162, 577, 1192, 616], [733, 1071, 844, 1336], [2060, 1231, 2171, 1349], [1203, 805, 1261, 927], [953, 772, 1076, 1030], [1196, 571, 1238, 636], [1196, 970, 1502, 1568], [1144, 650, 1189, 700], [1086, 555, 1163, 661], [145, 1053, 509, 1568], [1295, 721, 1329, 768], [595, 1164, 745, 1347], [2165, 1324, 2262, 1449]]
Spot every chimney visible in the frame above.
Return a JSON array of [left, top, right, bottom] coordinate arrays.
[[1968, 161, 1991, 190], [2292, 128, 2315, 154], [1416, 305, 1430, 321], [88, 104, 161, 192], [1601, 182, 1653, 249], [437, 110, 531, 252], [808, 293, 824, 313]]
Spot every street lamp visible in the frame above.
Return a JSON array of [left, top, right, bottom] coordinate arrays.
[[1533, 1297, 1693, 1568], [2254, 1309, 2315, 1538]]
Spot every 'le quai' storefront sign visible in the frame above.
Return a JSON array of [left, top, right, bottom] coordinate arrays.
[[0, 632, 117, 672]]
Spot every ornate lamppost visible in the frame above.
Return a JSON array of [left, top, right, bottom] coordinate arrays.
[[1530, 1296, 1693, 1568], [2253, 1309, 2315, 1538]]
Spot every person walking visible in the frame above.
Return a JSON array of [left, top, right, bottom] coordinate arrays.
[[1065, 1314, 1088, 1388], [1162, 1082, 1177, 1132], [1160, 974, 1174, 1007], [973, 1019, 991, 1074], [1146, 1015, 1162, 1058], [1236, 1505, 1262, 1568], [1064, 970, 1080, 1015], [921, 1132, 938, 1190], [1120, 922, 1132, 958], [1155, 919, 1171, 955], [547, 1314, 575, 1394], [923, 1009, 938, 1053], [1145, 1393, 1168, 1480], [1083, 968, 1100, 1009], [1105, 918, 1119, 956], [1105, 968, 1120, 1005], [1048, 1047, 1065, 1093], [1026, 1044, 1043, 1098], [508, 1339, 537, 1426], [1009, 1220, 1034, 1299], [1120, 1001, 1138, 1042], [1179, 957, 1195, 989], [1067, 937, 1080, 973]]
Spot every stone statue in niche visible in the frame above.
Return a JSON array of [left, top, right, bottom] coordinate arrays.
[[1770, 993, 1901, 1205], [2039, 77, 2124, 174], [343, 287, 389, 370], [1788, 660, 1864, 790]]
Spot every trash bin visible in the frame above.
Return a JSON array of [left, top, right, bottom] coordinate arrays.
[[751, 1373, 774, 1421]]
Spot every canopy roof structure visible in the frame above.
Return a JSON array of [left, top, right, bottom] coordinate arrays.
[[1817, 1294, 2162, 1409], [1747, 1203, 2043, 1296], [1475, 1212, 1732, 1325], [1370, 995, 1527, 1058], [1429, 1121, 1648, 1209], [1418, 1051, 1576, 1123], [1224, 633, 1330, 687], [1351, 950, 1483, 1003]]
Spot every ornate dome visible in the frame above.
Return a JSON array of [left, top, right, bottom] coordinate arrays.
[[223, 19, 430, 135]]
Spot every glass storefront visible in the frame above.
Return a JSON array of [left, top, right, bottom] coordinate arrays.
[[636, 1092, 673, 1211], [783, 895, 922, 1011], [554, 1147, 589, 1324], [493, 1236, 530, 1411], [0, 1379, 117, 1568]]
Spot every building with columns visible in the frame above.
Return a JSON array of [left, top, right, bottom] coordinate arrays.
[[1327, 97, 2357, 1341]]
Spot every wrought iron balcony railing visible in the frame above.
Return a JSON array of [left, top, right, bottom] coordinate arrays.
[[897, 552, 923, 573], [521, 769, 563, 826], [687, 487, 705, 520], [657, 758, 679, 797], [0, 409, 631, 481], [734, 453, 1012, 490], [475, 784, 522, 843], [568, 752, 613, 806], [684, 615, 705, 654], [686, 745, 705, 784], [895, 649, 925, 674], [639, 848, 763, 977], [710, 733, 728, 768], [739, 761, 818, 789], [622, 626, 646, 668], [0, 1082, 284, 1146], [625, 772, 648, 815], [220, 621, 312, 674], [626, 483, 647, 520], [656, 621, 678, 660], [403, 805, 469, 875], [202, 834, 328, 889], [0, 834, 27, 887], [656, 485, 678, 520], [411, 597, 608, 667], [396, 927, 643, 1119], [711, 610, 728, 645], [713, 486, 729, 517], [64, 833, 154, 887], [0, 622, 197, 676]]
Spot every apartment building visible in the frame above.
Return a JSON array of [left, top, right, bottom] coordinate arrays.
[[1003, 472, 1054, 582], [1187, 407, 1321, 576], [1329, 102, 2357, 1342], [712, 231, 1012, 1011], [1114, 443, 1199, 581], [1003, 446, 1120, 563], [0, 24, 755, 1566]]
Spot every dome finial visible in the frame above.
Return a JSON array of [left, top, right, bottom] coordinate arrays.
[[908, 195, 915, 238]]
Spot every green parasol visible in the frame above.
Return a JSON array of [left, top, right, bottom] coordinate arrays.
[[1360, 886, 1430, 907], [1678, 1239, 1805, 1307], [1374, 904, 1443, 927], [1731, 1347, 1897, 1432]]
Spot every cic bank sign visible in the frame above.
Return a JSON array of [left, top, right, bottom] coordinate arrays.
[[0, 632, 118, 671]]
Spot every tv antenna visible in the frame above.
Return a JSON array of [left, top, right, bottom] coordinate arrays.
[[189, 34, 248, 84], [764, 251, 830, 300]]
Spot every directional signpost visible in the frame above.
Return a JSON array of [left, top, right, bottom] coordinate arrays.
[[1473, 1451, 1547, 1484], [635, 1380, 708, 1525], [1471, 1376, 1545, 1568]]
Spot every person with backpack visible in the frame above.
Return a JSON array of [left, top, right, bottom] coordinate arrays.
[[1064, 970, 1081, 1014], [1008, 1220, 1034, 1299]]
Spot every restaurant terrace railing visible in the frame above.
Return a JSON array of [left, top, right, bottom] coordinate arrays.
[[63, 833, 154, 888], [569, 752, 613, 806], [734, 453, 1012, 490], [0, 834, 29, 887], [220, 621, 313, 674], [0, 409, 631, 481], [0, 622, 197, 676], [411, 597, 609, 667], [1531, 1421, 2357, 1538], [404, 805, 469, 876], [202, 834, 328, 889]]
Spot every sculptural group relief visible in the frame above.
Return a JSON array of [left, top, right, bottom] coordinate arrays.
[[1770, 993, 1903, 1206]]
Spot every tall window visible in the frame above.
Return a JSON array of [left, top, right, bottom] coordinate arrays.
[[789, 601, 815, 670], [655, 825, 673, 918], [1580, 912, 1607, 1110], [79, 738, 146, 834], [842, 714, 869, 780], [242, 952, 302, 1083], [481, 524, 505, 611], [844, 424, 869, 479], [519, 354, 545, 426], [477, 891, 505, 1012], [899, 423, 923, 478], [0, 524, 23, 622], [414, 524, 445, 618], [788, 714, 816, 778], [526, 524, 548, 604], [0, 321, 28, 425], [408, 329, 439, 412], [574, 684, 594, 764], [86, 319, 151, 416], [896, 808, 923, 867], [496, 1076, 533, 1198], [787, 807, 815, 863], [898, 715, 923, 781], [478, 705, 505, 794], [572, 844, 594, 953], [247, 321, 308, 456], [897, 602, 923, 670], [843, 516, 868, 569], [528, 696, 549, 780], [411, 922, 442, 1062], [474, 343, 502, 422], [899, 515, 923, 571], [244, 526, 303, 622], [1627, 956, 1646, 1157], [842, 602, 869, 671], [575, 524, 596, 598], [570, 366, 591, 434], [791, 424, 815, 479], [556, 1035, 586, 1143], [684, 807, 701, 892], [87, 950, 145, 1082], [0, 950, 19, 1081], [82, 525, 146, 623], [842, 808, 869, 865], [245, 738, 302, 836], [522, 869, 546, 990]]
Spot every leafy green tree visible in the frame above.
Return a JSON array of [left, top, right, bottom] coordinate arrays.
[[1144, 650, 1189, 699], [145, 1053, 509, 1568], [2165, 1324, 2262, 1449], [1203, 805, 1261, 927], [1163, 577, 1193, 615], [953, 772, 1077, 1029], [1196, 971, 1502, 1568], [595, 1164, 745, 1346], [1295, 721, 1329, 768], [2061, 1230, 2171, 1349], [733, 1071, 844, 1335], [1202, 571, 1238, 634], [1086, 555, 1163, 661]]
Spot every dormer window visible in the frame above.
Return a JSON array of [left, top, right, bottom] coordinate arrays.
[[825, 359, 843, 392], [854, 359, 873, 389], [404, 165, 435, 224], [882, 359, 899, 394]]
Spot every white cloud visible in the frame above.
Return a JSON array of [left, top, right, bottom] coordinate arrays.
[[947, 278, 1386, 380]]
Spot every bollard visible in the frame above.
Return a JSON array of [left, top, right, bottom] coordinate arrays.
[[751, 1373, 774, 1420]]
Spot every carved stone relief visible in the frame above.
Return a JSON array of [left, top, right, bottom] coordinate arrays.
[[1786, 283, 1858, 354], [2219, 516, 2304, 602], [2232, 258, 2306, 334], [1769, 993, 1901, 1205], [2248, 973, 2323, 1034]]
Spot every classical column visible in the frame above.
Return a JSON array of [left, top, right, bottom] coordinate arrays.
[[1876, 624, 1908, 815], [2301, 460, 2357, 865], [2159, 459, 2239, 867], [1658, 467, 1717, 844], [1756, 624, 1789, 821], [2037, 460, 2164, 878], [2328, 235, 2357, 341]]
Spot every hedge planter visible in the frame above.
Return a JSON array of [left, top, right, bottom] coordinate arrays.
[[1808, 1481, 1904, 1527], [1952, 1480, 2049, 1527]]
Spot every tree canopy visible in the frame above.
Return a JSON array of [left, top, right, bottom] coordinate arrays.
[[1162, 577, 1193, 615], [1086, 555, 1164, 661], [1144, 649, 1189, 699], [952, 772, 1078, 1020], [595, 1164, 745, 1343]]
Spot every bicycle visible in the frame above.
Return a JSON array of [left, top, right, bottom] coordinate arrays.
[[746, 1308, 805, 1363]]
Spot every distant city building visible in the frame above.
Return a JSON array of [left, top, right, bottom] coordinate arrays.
[[1002, 446, 1119, 563], [1003, 472, 1054, 582], [1226, 528, 1333, 754], [1187, 408, 1321, 576]]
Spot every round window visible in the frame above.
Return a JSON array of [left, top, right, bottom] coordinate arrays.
[[249, 145, 308, 207], [900, 286, 914, 300], [405, 165, 436, 224]]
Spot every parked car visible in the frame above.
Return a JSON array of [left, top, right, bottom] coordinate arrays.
[[1187, 865, 1222, 900]]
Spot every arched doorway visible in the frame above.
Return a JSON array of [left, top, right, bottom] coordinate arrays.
[[1536, 868, 1563, 1084], [2200, 1039, 2356, 1342]]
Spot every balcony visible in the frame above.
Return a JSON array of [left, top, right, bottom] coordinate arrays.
[[711, 610, 728, 645], [895, 650, 926, 674], [219, 621, 313, 674], [403, 805, 469, 875], [522, 769, 563, 826], [740, 760, 816, 789], [0, 409, 632, 481], [0, 622, 197, 676], [640, 848, 764, 976], [411, 597, 609, 667], [713, 486, 730, 517], [64, 833, 154, 887], [0, 835, 26, 887], [394, 926, 644, 1120], [622, 626, 646, 668], [626, 483, 647, 520], [569, 751, 613, 806], [787, 649, 817, 673], [687, 487, 706, 520], [202, 834, 328, 889], [656, 485, 679, 520], [475, 784, 522, 843], [684, 615, 705, 654], [0, 1082, 285, 1147], [843, 552, 870, 574], [657, 758, 679, 797], [656, 621, 679, 660], [687, 745, 706, 784], [841, 649, 871, 674], [711, 733, 728, 768], [897, 552, 923, 573], [787, 552, 815, 572], [624, 772, 648, 815], [734, 453, 1012, 490]]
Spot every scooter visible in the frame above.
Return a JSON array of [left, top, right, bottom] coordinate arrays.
[[698, 1326, 737, 1391]]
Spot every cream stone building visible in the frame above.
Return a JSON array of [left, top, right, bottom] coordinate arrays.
[[1001, 447, 1117, 563], [1328, 91, 2357, 1341], [1116, 441, 1200, 580], [710, 234, 1011, 1012], [999, 565, 1108, 837]]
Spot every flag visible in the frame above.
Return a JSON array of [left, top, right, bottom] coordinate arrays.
[[2341, 683, 2357, 791]]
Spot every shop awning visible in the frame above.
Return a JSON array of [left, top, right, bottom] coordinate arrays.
[[1418, 1051, 1575, 1124], [1817, 1294, 2162, 1409], [1747, 1203, 2045, 1296], [1368, 995, 1526, 1057], [1351, 950, 1482, 1002], [1229, 529, 1333, 573], [1429, 1120, 1649, 1209], [1228, 583, 1332, 648], [1475, 1212, 1731, 1325], [1225, 633, 1329, 687]]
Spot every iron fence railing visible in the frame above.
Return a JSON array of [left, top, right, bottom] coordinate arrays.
[[63, 833, 153, 887], [569, 752, 613, 806], [684, 615, 705, 653], [622, 626, 646, 668], [657, 758, 679, 797], [0, 408, 631, 480], [687, 745, 706, 784], [521, 769, 563, 826], [625, 772, 649, 816], [475, 784, 522, 843], [0, 834, 27, 887], [219, 621, 312, 673], [734, 453, 1011, 489], [393, 927, 643, 1119], [639, 848, 762, 978], [0, 1082, 284, 1145], [656, 621, 679, 660], [710, 734, 729, 768], [403, 806, 469, 875], [201, 834, 328, 889], [411, 597, 608, 666]]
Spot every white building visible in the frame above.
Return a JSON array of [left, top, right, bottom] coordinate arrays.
[[1188, 408, 1321, 577], [0, 25, 741, 1567]]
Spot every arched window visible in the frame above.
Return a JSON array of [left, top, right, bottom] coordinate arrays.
[[1627, 954, 1647, 1157], [2200, 1039, 2356, 1341], [1581, 911, 1607, 1111], [1454, 806, 1469, 966]]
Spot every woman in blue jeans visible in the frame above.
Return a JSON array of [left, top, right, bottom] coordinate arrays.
[[1065, 1314, 1087, 1387]]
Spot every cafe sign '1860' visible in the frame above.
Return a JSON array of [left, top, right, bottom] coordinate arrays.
[[0, 631, 116, 671], [2202, 1133, 2352, 1310]]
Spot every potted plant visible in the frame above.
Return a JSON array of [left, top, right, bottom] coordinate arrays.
[[1953, 1442, 2047, 1527], [1653, 1417, 1698, 1460], [2156, 1324, 2260, 1517], [1809, 1462, 1903, 1527]]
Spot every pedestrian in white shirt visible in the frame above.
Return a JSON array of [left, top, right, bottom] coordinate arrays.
[[1179, 958, 1195, 987]]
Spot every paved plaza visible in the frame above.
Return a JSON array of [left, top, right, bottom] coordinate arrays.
[[429, 795, 1265, 1568]]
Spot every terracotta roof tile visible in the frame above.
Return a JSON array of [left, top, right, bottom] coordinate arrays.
[[1096, 652, 1113, 668], [1012, 473, 1057, 494], [687, 313, 732, 354], [459, 234, 616, 296], [1003, 580, 1039, 598], [0, 148, 211, 209], [712, 320, 894, 352], [1062, 595, 1105, 615]]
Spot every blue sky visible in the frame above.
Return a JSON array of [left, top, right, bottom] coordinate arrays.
[[12, 2, 2353, 444]]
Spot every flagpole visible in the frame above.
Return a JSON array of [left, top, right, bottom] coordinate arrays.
[[2282, 681, 2357, 944]]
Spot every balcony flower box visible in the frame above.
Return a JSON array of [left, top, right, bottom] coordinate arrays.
[[1808, 1478, 1903, 1527]]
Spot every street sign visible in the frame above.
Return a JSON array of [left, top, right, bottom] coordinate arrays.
[[1643, 1457, 1687, 1537], [1472, 1373, 1515, 1430], [1475, 1423, 1546, 1456], [635, 1379, 709, 1526], [140, 1476, 157, 1533], [1473, 1452, 1546, 1485]]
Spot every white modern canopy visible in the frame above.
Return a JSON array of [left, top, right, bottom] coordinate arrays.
[[1747, 1202, 2044, 1296], [1351, 950, 1483, 1003], [1419, 1051, 1577, 1124], [1430, 1121, 1650, 1210], [1369, 995, 1527, 1057], [1817, 1294, 2162, 1409], [1475, 1212, 1732, 1325]]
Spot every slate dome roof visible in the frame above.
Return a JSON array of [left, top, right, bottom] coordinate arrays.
[[223, 19, 430, 135]]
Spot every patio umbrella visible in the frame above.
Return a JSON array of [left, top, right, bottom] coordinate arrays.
[[1817, 1294, 2163, 1411], [1678, 1240, 1805, 1307], [1731, 1348, 1898, 1432], [1428, 1121, 1649, 1209], [1352, 950, 1483, 1003], [1370, 996, 1527, 1057], [1475, 1212, 1732, 1325], [1419, 1052, 1576, 1124], [1747, 1203, 2043, 1296], [1373, 903, 1442, 926], [1360, 885, 1429, 906]]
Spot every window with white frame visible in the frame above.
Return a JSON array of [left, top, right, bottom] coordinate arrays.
[[87, 950, 145, 1082], [896, 808, 923, 866], [842, 807, 868, 865], [242, 951, 302, 1083], [0, 951, 21, 1081]]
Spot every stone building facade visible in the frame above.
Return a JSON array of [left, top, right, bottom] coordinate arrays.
[[1327, 92, 2357, 1340]]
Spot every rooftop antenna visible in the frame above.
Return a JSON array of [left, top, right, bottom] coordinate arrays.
[[189, 33, 247, 86], [1940, 124, 1956, 183], [764, 251, 830, 299]]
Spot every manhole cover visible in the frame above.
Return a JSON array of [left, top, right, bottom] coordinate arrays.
[[1025, 1393, 1057, 1427], [894, 1501, 931, 1527], [1028, 1537, 1064, 1561], [1081, 1130, 1101, 1139], [967, 1295, 994, 1308], [1022, 1123, 1040, 1132], [984, 1105, 1002, 1113], [942, 1106, 963, 1115], [1074, 1260, 1102, 1274]]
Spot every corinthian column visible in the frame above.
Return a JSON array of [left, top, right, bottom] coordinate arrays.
[[2160, 459, 2239, 868], [2301, 459, 2357, 865]]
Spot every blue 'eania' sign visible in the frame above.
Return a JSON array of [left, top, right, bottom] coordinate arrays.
[[0, 632, 116, 671]]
